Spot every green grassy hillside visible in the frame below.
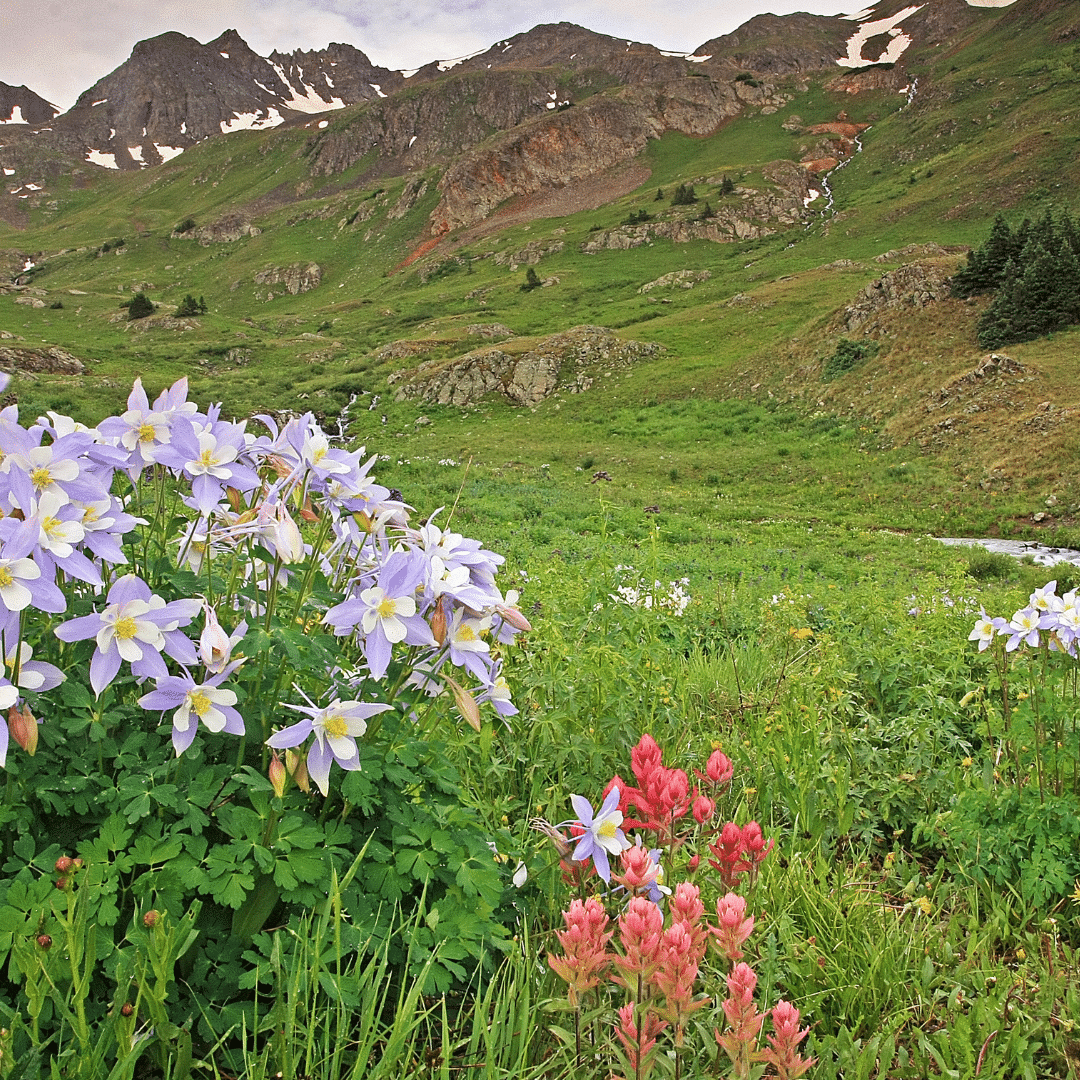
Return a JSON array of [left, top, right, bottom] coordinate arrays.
[[2, 1, 1079, 538]]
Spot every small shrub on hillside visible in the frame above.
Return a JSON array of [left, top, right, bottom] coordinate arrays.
[[823, 339, 876, 381], [520, 267, 542, 292], [49, 301, 62, 310], [621, 208, 651, 226], [175, 294, 207, 317], [126, 292, 154, 320], [720, 175, 735, 196], [174, 217, 196, 234], [670, 183, 698, 207], [964, 547, 1015, 581]]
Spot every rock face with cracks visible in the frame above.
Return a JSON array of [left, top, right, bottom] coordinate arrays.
[[388, 325, 662, 407], [253, 263, 323, 295], [841, 261, 955, 333]]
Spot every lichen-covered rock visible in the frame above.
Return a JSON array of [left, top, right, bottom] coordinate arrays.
[[841, 261, 954, 333], [466, 323, 514, 338], [0, 346, 85, 374], [186, 213, 262, 244], [390, 325, 662, 407], [639, 270, 711, 293], [253, 263, 322, 295]]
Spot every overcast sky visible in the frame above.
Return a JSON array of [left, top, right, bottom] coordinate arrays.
[[3, 0, 856, 111]]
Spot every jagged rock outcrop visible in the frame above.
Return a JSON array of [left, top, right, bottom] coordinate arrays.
[[389, 325, 662, 406], [188, 213, 262, 244], [492, 239, 565, 268], [0, 83, 58, 126], [254, 263, 322, 295], [583, 165, 811, 251], [841, 261, 954, 332], [0, 346, 84, 373], [639, 270, 711, 293], [38, 29, 406, 170], [691, 13, 852, 75], [466, 323, 514, 338], [430, 77, 785, 234]]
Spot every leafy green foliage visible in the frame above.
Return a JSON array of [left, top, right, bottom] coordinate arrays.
[[823, 338, 876, 380], [126, 292, 154, 320]]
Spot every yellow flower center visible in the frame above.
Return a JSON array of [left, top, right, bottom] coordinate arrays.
[[597, 820, 618, 840], [199, 449, 215, 467], [114, 616, 138, 640], [42, 516, 63, 539], [188, 691, 211, 717], [137, 422, 157, 442], [82, 505, 100, 524], [0, 568, 12, 588], [313, 446, 327, 464], [323, 713, 348, 739], [457, 623, 478, 642], [30, 466, 53, 490], [376, 597, 397, 619]]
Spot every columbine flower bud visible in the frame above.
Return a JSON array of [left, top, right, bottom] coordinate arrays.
[[269, 752, 287, 798], [55, 877, 68, 890], [55, 856, 74, 874], [142, 910, 159, 928], [120, 1003, 133, 1017], [273, 502, 305, 564], [36, 934, 52, 950], [8, 704, 38, 755], [430, 597, 448, 646], [285, 749, 310, 793]]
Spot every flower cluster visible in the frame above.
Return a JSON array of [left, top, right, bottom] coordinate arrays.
[[969, 580, 1080, 655], [544, 734, 804, 1079], [0, 376, 525, 792], [611, 565, 692, 615]]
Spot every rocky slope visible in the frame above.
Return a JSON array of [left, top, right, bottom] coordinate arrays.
[[0, 83, 59, 126]]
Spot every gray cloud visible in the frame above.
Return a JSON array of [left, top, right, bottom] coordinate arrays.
[[3, 0, 846, 111]]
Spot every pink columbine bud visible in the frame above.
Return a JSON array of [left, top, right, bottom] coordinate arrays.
[[712, 892, 755, 961], [706, 749, 734, 786], [692, 795, 716, 824], [120, 1003, 133, 1018], [142, 910, 159, 928], [285, 749, 311, 793], [430, 598, 448, 645], [8, 704, 38, 756], [495, 591, 532, 633], [55, 856, 74, 874], [55, 877, 68, 890], [269, 752, 287, 798], [36, 934, 52, 950]]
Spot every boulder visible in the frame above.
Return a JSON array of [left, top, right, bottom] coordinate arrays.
[[253, 263, 322, 295], [390, 325, 662, 407], [841, 261, 953, 332], [0, 346, 85, 374]]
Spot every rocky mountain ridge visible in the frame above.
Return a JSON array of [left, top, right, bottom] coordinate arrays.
[[0, 1, 1013, 178]]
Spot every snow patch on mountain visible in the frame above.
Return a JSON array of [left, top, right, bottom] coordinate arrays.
[[221, 109, 285, 132], [838, 5, 923, 68], [154, 144, 184, 162], [86, 149, 118, 169], [0, 106, 27, 124]]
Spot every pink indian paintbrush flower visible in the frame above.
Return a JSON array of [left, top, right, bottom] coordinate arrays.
[[712, 891, 756, 962], [612, 1001, 668, 1080], [761, 1000, 816, 1080], [547, 897, 612, 1005]]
